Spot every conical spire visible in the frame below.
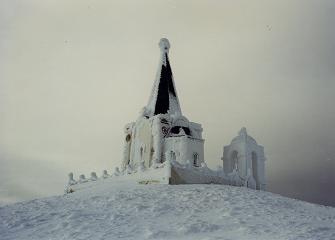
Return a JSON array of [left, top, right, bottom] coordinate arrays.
[[146, 38, 182, 117]]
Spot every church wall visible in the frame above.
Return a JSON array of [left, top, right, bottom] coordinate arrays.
[[163, 137, 183, 163], [185, 138, 204, 166], [164, 136, 204, 166], [129, 118, 153, 169]]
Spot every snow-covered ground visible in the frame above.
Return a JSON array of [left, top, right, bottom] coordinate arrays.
[[1, 178, 335, 240]]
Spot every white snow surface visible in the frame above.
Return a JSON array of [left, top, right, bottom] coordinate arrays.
[[1, 179, 335, 240]]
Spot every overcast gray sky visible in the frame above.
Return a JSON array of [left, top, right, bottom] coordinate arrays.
[[1, 0, 334, 206]]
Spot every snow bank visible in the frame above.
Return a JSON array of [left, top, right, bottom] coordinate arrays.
[[1, 180, 335, 240]]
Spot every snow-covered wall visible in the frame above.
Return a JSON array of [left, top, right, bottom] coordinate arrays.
[[163, 136, 204, 166], [130, 117, 153, 168]]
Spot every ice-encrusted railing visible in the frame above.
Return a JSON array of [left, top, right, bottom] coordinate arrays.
[[65, 170, 110, 193], [65, 161, 253, 194], [65, 162, 170, 193]]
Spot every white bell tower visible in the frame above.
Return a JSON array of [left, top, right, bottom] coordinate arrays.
[[222, 128, 266, 190]]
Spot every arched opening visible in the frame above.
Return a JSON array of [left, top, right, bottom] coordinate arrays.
[[170, 126, 191, 136], [252, 152, 259, 189], [140, 147, 144, 161], [193, 153, 199, 167], [170, 151, 176, 162], [150, 148, 154, 161], [230, 151, 238, 172]]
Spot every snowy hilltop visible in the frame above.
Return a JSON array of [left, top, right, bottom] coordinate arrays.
[[1, 38, 333, 240], [1, 178, 335, 240]]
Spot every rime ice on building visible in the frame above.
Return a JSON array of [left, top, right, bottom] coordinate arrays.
[[66, 38, 267, 192], [222, 127, 266, 190], [121, 38, 204, 171]]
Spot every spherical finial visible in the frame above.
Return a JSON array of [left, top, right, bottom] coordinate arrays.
[[159, 38, 170, 53]]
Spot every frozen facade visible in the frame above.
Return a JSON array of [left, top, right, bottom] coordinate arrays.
[[222, 128, 266, 190], [121, 38, 205, 172]]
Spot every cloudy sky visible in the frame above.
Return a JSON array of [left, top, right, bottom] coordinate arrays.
[[1, 0, 334, 206]]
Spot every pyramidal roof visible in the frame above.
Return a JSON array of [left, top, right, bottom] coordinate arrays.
[[146, 38, 182, 117]]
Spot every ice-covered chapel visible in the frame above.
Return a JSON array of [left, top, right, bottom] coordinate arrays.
[[121, 38, 204, 171], [66, 38, 266, 192]]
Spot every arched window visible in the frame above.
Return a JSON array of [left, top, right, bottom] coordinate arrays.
[[252, 152, 259, 189], [140, 147, 144, 160], [170, 151, 176, 161], [193, 153, 199, 167], [231, 151, 238, 172], [150, 148, 154, 161], [170, 126, 191, 135]]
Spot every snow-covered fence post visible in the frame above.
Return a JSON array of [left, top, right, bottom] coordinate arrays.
[[102, 170, 109, 179], [79, 174, 88, 183], [114, 167, 121, 176], [90, 172, 98, 181], [68, 172, 77, 185]]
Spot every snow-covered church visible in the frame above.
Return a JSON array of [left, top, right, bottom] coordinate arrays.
[[121, 38, 204, 172], [66, 38, 266, 192]]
